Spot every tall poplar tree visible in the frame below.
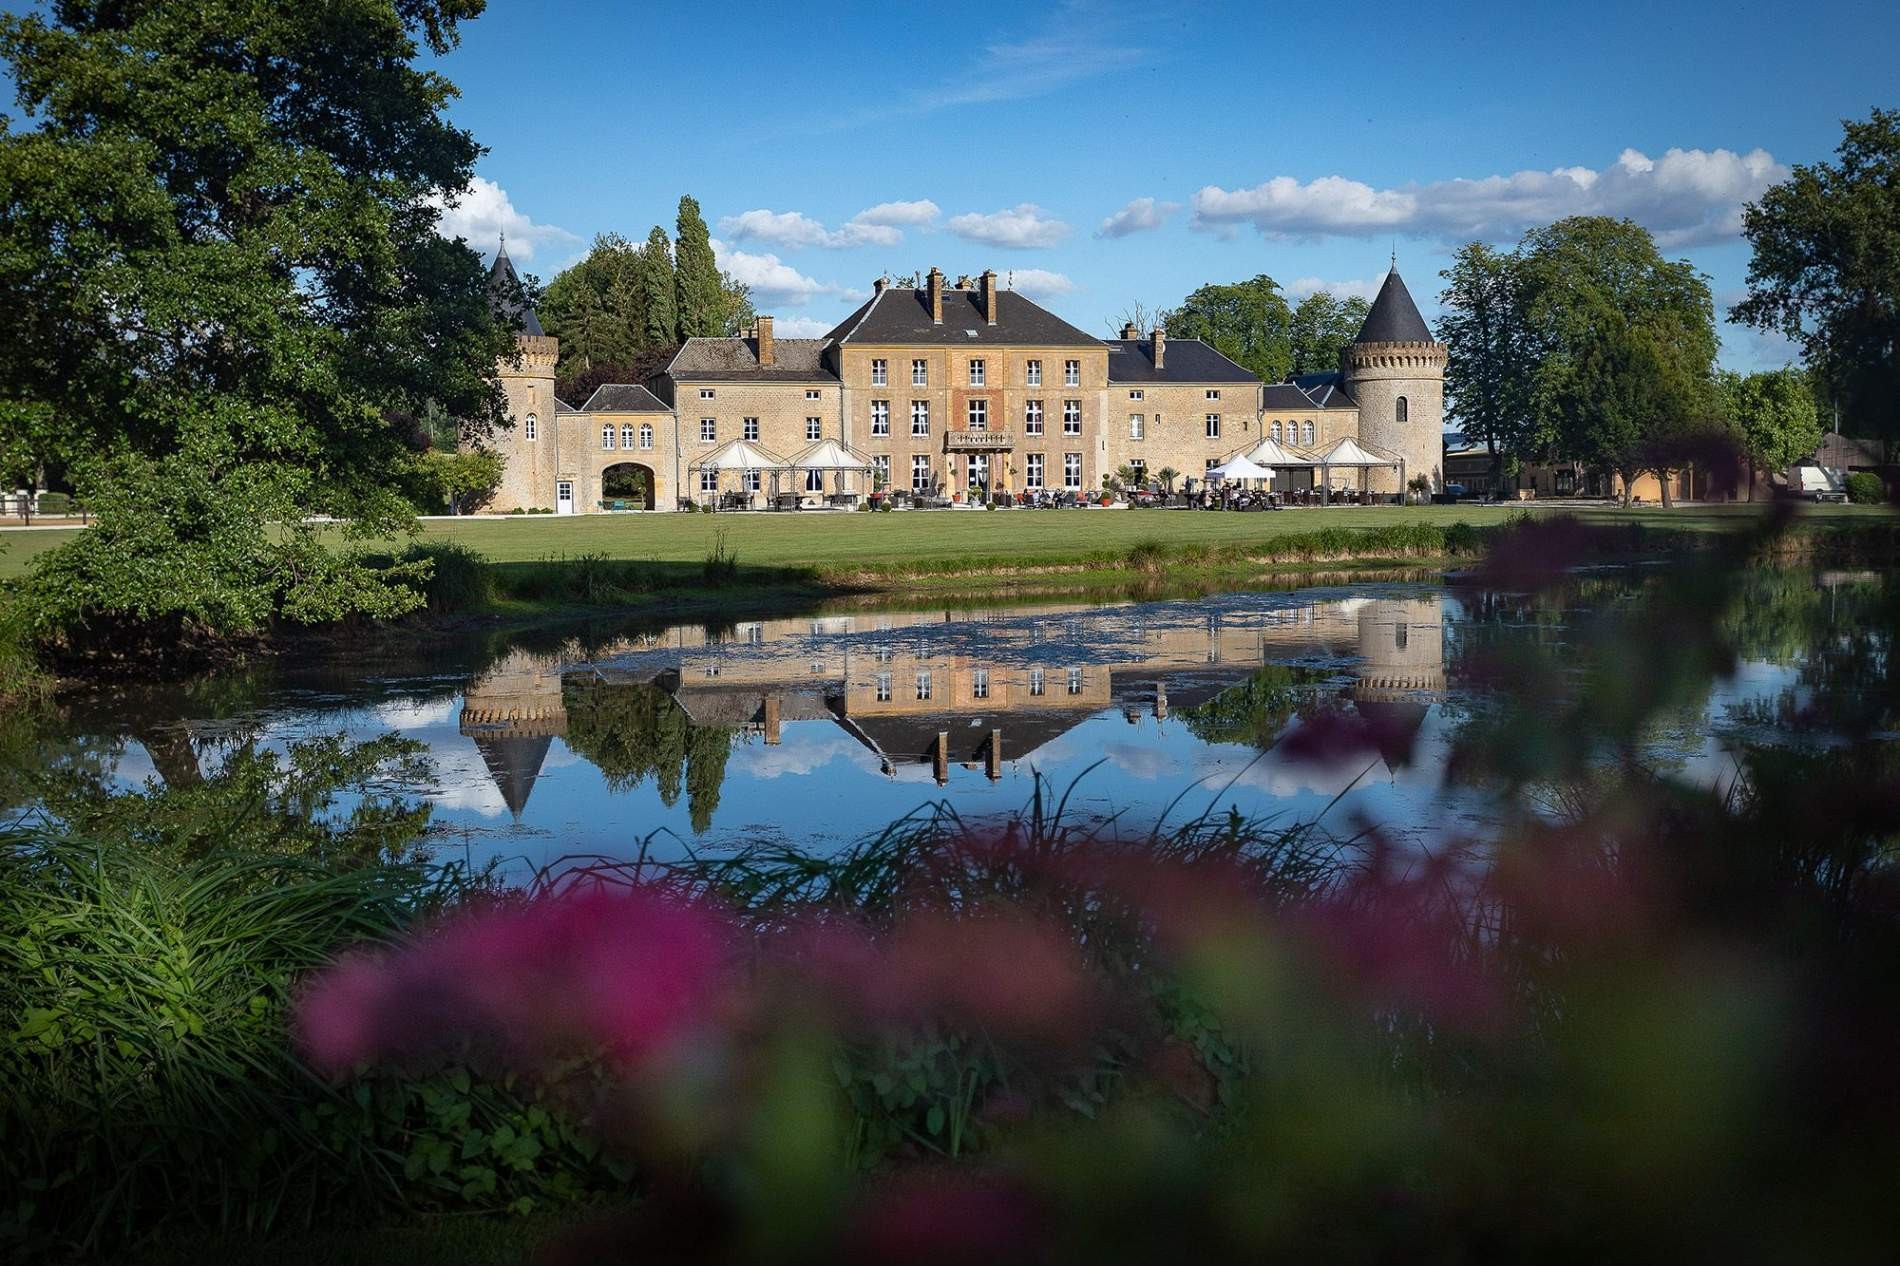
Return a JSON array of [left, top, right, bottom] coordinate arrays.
[[673, 195, 724, 338], [638, 226, 678, 346]]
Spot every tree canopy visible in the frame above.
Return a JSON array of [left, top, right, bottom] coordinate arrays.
[[1163, 276, 1295, 383], [0, 0, 511, 643], [1732, 108, 1900, 448], [1288, 292, 1371, 377], [1720, 367, 1824, 486]]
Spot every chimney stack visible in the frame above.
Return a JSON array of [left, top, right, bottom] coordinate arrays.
[[1151, 327, 1165, 371], [981, 269, 998, 325], [1121, 321, 1139, 340], [928, 267, 944, 324], [756, 314, 774, 366], [873, 276, 887, 294]]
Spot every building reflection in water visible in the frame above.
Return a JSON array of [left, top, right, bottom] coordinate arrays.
[[457, 595, 1448, 818]]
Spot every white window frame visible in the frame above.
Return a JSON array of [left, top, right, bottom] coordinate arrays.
[[870, 400, 890, 435], [806, 417, 823, 442], [911, 454, 931, 492], [620, 424, 636, 449], [639, 423, 653, 450], [805, 467, 825, 492], [967, 398, 987, 431], [972, 668, 990, 700], [1205, 413, 1221, 439], [1063, 452, 1082, 489], [699, 388, 715, 400], [872, 453, 891, 486], [912, 358, 928, 387], [1128, 414, 1145, 440], [806, 389, 822, 401], [523, 413, 537, 441], [876, 672, 892, 702], [915, 671, 932, 701], [1029, 668, 1045, 697], [743, 417, 759, 442], [601, 424, 616, 450], [1025, 453, 1044, 488], [968, 358, 985, 386], [1067, 667, 1083, 695], [1303, 420, 1315, 445], [744, 468, 761, 492], [700, 417, 716, 443], [1063, 400, 1081, 435], [1128, 389, 1144, 401], [871, 358, 888, 386], [1270, 420, 1282, 442], [700, 468, 718, 492], [911, 401, 930, 436], [1026, 359, 1042, 386], [1025, 399, 1044, 435], [1206, 389, 1221, 401], [1063, 359, 1080, 387]]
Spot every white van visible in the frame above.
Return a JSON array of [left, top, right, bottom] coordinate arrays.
[[1792, 464, 1848, 503]]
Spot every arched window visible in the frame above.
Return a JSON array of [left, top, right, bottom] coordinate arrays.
[[523, 413, 537, 441], [1302, 421, 1315, 446], [1270, 420, 1282, 442], [1396, 396, 1409, 423], [621, 424, 637, 449], [601, 424, 615, 450], [639, 424, 653, 450]]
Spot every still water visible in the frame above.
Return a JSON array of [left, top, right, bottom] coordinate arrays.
[[13, 574, 1827, 877]]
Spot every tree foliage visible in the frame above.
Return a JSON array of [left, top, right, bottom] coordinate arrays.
[[0, 0, 509, 642], [1732, 108, 1900, 447], [1438, 242, 1538, 469], [1719, 367, 1824, 483], [1163, 276, 1296, 383], [674, 195, 726, 339], [1288, 292, 1371, 376]]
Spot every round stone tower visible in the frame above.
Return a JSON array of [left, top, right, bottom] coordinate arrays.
[[1340, 267, 1446, 496], [485, 239, 560, 512]]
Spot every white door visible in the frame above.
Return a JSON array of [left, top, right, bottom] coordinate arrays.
[[556, 480, 575, 515]]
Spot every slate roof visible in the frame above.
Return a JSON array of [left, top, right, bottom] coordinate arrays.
[[487, 243, 544, 337], [824, 287, 1101, 348], [1354, 269, 1435, 345], [665, 337, 838, 382], [580, 384, 671, 413], [1283, 373, 1361, 410], [1105, 338, 1259, 385]]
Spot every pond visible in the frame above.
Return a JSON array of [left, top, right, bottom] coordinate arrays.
[[5, 568, 1880, 879]]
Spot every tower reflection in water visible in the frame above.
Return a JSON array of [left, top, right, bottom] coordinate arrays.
[[456, 595, 1449, 827]]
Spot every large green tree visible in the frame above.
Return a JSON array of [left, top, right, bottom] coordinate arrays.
[[1732, 108, 1900, 450], [637, 225, 678, 347], [1163, 275, 1295, 383], [1287, 291, 1371, 377], [0, 0, 510, 644], [674, 194, 725, 338], [539, 232, 639, 375], [1719, 367, 1824, 497], [1437, 242, 1539, 481]]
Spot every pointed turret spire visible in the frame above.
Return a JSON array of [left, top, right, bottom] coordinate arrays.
[[1353, 267, 1433, 345], [487, 236, 544, 337]]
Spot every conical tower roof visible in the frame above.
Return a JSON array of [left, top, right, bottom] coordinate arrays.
[[1353, 268, 1434, 345], [473, 733, 553, 821], [487, 238, 544, 337]]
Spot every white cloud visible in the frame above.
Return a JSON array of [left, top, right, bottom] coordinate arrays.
[[427, 176, 579, 262], [1287, 276, 1384, 302], [946, 203, 1071, 249], [1190, 147, 1785, 249], [765, 315, 835, 338], [1004, 268, 1076, 300], [1098, 197, 1180, 238], [718, 200, 941, 250], [710, 239, 853, 307], [852, 199, 942, 228]]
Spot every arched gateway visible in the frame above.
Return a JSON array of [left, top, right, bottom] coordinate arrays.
[[600, 462, 655, 511]]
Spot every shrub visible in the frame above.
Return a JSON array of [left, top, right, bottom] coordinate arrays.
[[33, 492, 71, 517], [1845, 471, 1885, 504], [396, 540, 494, 613]]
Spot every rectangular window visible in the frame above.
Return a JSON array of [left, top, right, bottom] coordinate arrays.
[[967, 399, 987, 431], [744, 417, 759, 441], [911, 454, 931, 492], [968, 358, 985, 386], [1063, 359, 1080, 387], [1063, 452, 1082, 489], [601, 424, 616, 449], [806, 389, 821, 401], [872, 454, 891, 486], [871, 358, 887, 386], [701, 418, 717, 443], [1026, 453, 1044, 488], [638, 424, 653, 450], [1302, 421, 1315, 445], [1063, 400, 1081, 435], [972, 668, 989, 700], [744, 469, 761, 492], [1206, 389, 1221, 401], [870, 400, 890, 435], [912, 358, 928, 386], [1128, 389, 1144, 401], [700, 469, 718, 492], [911, 401, 930, 436], [1024, 400, 1043, 435], [1026, 359, 1042, 386], [805, 468, 824, 492], [1029, 668, 1045, 696], [621, 425, 636, 449], [524, 415, 537, 441], [1128, 414, 1145, 440], [807, 417, 822, 441], [1205, 413, 1221, 439], [700, 388, 715, 400], [1067, 667, 1083, 695], [915, 671, 933, 701], [876, 673, 891, 702]]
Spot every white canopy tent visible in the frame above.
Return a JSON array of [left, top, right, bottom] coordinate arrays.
[[785, 437, 875, 499], [1312, 437, 1404, 505], [688, 439, 788, 507], [1235, 436, 1307, 468], [1204, 455, 1273, 483]]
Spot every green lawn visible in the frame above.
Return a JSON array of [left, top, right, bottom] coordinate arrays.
[[2, 502, 1892, 581]]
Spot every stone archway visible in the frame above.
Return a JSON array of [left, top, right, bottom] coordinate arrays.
[[601, 462, 655, 511]]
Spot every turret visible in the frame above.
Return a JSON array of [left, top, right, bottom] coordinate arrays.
[[1340, 267, 1446, 496], [485, 238, 559, 511]]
